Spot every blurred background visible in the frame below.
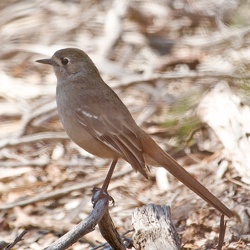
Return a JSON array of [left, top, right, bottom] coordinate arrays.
[[1, 0, 250, 249]]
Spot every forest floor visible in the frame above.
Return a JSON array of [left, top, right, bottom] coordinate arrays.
[[1, 0, 250, 249]]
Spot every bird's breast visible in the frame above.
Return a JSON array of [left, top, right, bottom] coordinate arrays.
[[56, 88, 121, 159]]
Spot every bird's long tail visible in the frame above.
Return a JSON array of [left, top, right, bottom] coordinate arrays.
[[140, 130, 234, 218]]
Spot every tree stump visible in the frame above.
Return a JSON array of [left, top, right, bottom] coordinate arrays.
[[132, 204, 181, 250]]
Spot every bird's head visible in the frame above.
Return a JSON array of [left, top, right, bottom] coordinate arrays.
[[36, 48, 100, 81]]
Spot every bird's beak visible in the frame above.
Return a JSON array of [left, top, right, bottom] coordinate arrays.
[[36, 58, 53, 65]]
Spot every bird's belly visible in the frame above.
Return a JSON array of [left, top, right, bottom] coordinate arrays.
[[61, 116, 120, 159]]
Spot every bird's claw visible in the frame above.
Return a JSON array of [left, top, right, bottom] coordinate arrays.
[[91, 187, 115, 207]]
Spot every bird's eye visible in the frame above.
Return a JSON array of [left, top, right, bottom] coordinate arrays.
[[61, 57, 69, 65]]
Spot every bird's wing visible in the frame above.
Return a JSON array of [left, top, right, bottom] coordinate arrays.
[[74, 107, 148, 177]]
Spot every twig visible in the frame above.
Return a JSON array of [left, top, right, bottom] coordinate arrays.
[[44, 195, 109, 250], [4, 230, 28, 250], [226, 173, 250, 191], [11, 207, 98, 246]]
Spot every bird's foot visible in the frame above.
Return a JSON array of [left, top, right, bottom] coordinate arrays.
[[91, 187, 115, 207]]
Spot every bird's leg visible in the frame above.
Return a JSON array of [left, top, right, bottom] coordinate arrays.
[[101, 159, 118, 192], [92, 159, 118, 206]]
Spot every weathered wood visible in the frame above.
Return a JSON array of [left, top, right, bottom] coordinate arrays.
[[94, 188, 126, 250], [132, 204, 181, 250], [44, 194, 109, 250], [98, 209, 126, 250]]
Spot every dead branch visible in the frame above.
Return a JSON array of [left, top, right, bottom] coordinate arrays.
[[44, 188, 126, 250], [43, 195, 109, 250], [93, 188, 126, 250]]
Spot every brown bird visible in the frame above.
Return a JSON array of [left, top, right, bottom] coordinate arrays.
[[36, 48, 233, 218]]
